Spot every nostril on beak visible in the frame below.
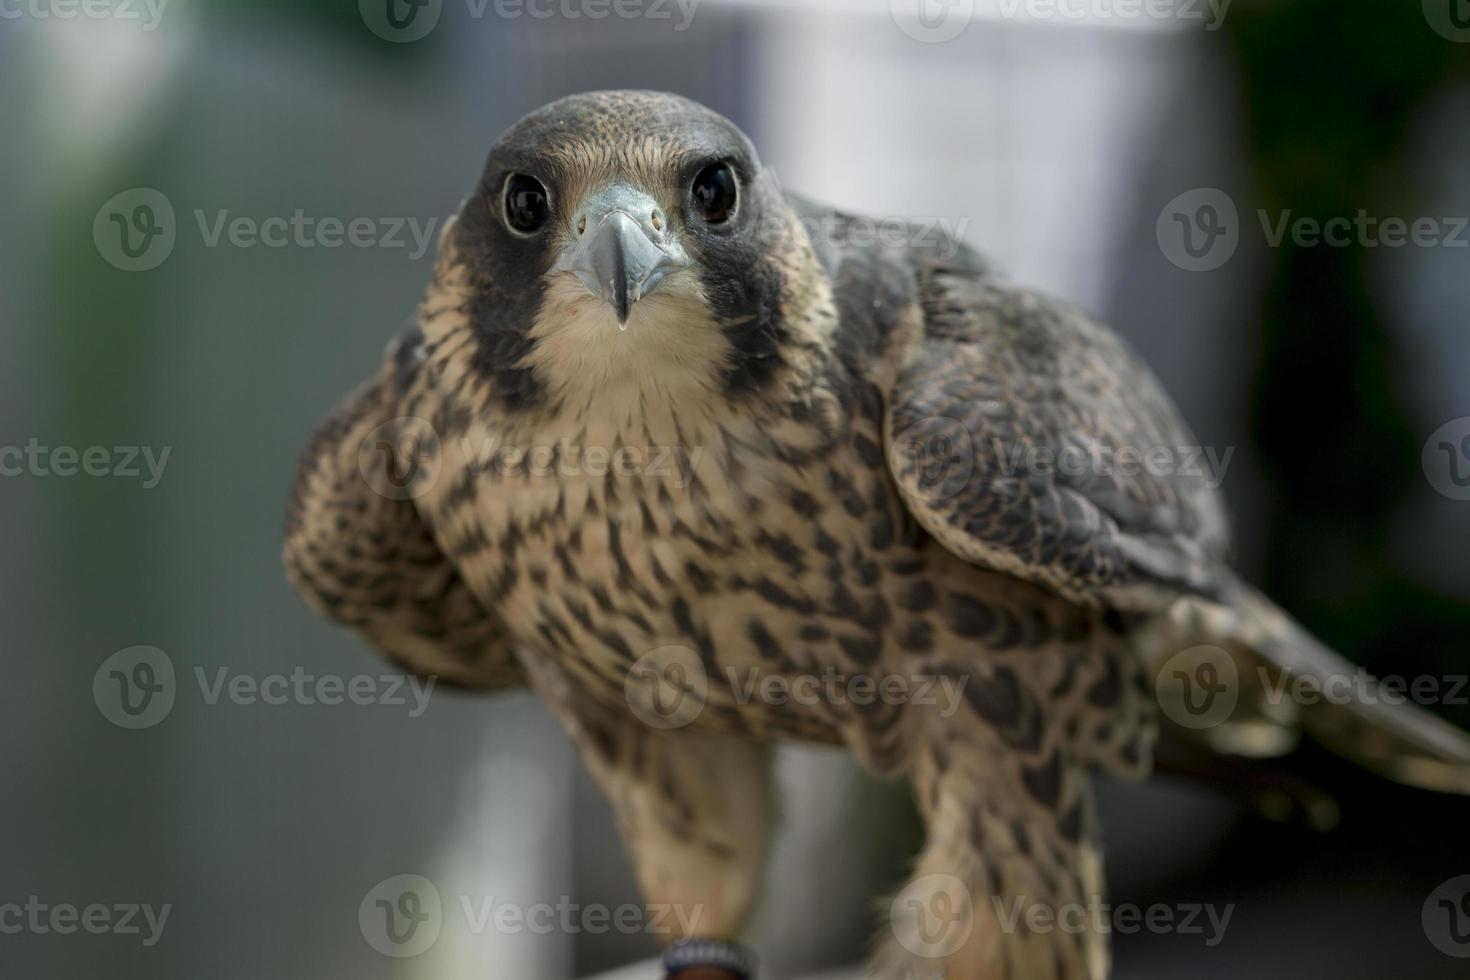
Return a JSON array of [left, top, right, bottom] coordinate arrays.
[[577, 214, 587, 236], [650, 210, 663, 232]]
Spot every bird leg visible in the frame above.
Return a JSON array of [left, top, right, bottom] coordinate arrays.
[[875, 728, 1107, 980], [521, 655, 770, 977]]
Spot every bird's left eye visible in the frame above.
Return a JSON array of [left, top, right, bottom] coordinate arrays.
[[504, 173, 550, 234], [691, 162, 738, 225]]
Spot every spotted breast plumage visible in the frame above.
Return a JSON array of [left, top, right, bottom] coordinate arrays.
[[284, 91, 1470, 980]]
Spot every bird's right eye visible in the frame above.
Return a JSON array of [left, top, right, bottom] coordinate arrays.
[[504, 174, 550, 234]]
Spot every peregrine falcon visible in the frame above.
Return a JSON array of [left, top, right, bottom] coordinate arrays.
[[284, 91, 1470, 980]]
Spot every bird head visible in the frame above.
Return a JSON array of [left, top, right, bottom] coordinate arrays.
[[445, 91, 823, 410]]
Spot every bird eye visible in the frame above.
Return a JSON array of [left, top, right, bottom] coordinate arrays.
[[691, 162, 737, 224], [503, 173, 550, 234]]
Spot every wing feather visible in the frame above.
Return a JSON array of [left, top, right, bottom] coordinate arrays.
[[886, 262, 1230, 610]]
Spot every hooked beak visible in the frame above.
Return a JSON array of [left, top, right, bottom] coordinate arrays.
[[555, 185, 687, 328]]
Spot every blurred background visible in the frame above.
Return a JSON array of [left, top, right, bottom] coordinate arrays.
[[2, 0, 1469, 977]]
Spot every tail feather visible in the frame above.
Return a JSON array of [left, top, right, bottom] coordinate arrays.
[[1228, 579, 1470, 794], [1144, 575, 1470, 795]]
